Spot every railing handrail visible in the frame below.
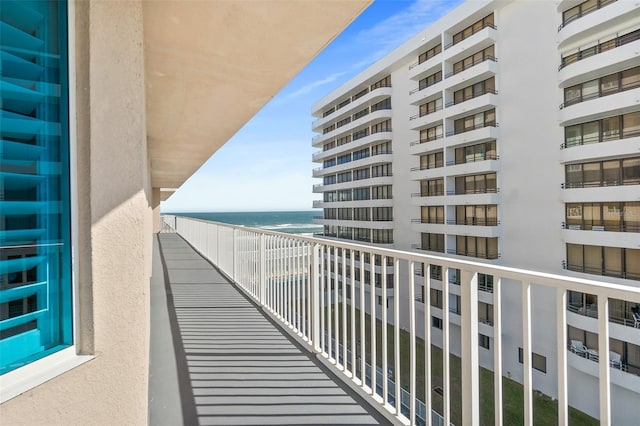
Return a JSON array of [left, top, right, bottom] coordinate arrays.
[[558, 0, 617, 32], [444, 55, 497, 79], [444, 90, 498, 108]]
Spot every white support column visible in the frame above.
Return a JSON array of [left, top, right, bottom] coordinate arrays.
[[370, 252, 377, 397], [408, 261, 416, 425], [493, 277, 503, 426], [597, 294, 611, 426], [393, 257, 400, 413], [522, 281, 533, 426], [424, 264, 432, 426], [460, 270, 479, 426], [443, 268, 450, 426], [557, 287, 568, 426], [311, 243, 321, 354], [382, 257, 389, 405]]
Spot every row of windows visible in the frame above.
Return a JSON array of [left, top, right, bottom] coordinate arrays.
[[322, 207, 393, 222], [417, 173, 498, 197], [564, 111, 640, 148], [418, 43, 442, 64], [564, 157, 640, 188], [562, 0, 616, 29], [453, 109, 496, 134], [417, 205, 497, 226], [418, 70, 443, 91], [563, 66, 639, 108], [319, 75, 392, 120], [566, 202, 640, 232], [569, 325, 640, 375], [452, 45, 495, 76], [451, 13, 495, 47], [323, 182, 393, 202], [321, 226, 394, 244], [321, 141, 392, 170], [455, 236, 499, 259], [419, 124, 444, 143], [416, 141, 497, 171], [560, 28, 640, 69], [419, 97, 443, 117], [566, 244, 640, 280], [454, 77, 496, 105]]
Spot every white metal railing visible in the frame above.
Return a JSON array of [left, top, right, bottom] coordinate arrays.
[[161, 215, 640, 426]]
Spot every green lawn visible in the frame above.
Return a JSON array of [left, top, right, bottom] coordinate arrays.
[[326, 304, 598, 426]]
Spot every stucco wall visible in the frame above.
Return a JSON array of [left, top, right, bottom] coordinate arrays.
[[0, 1, 152, 424]]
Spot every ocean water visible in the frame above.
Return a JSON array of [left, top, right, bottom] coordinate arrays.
[[173, 211, 323, 235]]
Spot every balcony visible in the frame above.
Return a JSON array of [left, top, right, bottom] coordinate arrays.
[[160, 216, 640, 426]]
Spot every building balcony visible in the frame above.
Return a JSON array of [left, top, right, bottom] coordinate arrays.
[[445, 124, 499, 149], [444, 92, 498, 121], [409, 107, 445, 131], [409, 136, 445, 156], [558, 0, 637, 49], [443, 57, 498, 94], [558, 37, 640, 89], [408, 53, 442, 81], [442, 25, 498, 63], [312, 109, 393, 146], [559, 88, 640, 127], [312, 86, 392, 131]]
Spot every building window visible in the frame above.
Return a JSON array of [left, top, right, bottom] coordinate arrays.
[[565, 202, 640, 232], [478, 274, 494, 293], [336, 135, 351, 146], [453, 77, 496, 104], [371, 141, 391, 155], [562, 0, 617, 29], [454, 109, 496, 134], [352, 87, 369, 101], [372, 229, 393, 244], [419, 151, 444, 170], [371, 98, 391, 113], [563, 66, 640, 108], [454, 140, 497, 164], [0, 1, 72, 374], [560, 28, 640, 69], [353, 168, 369, 181], [566, 244, 640, 281], [419, 70, 443, 90], [372, 207, 393, 222], [337, 153, 351, 165], [337, 190, 352, 202], [451, 13, 495, 46], [353, 187, 370, 201], [432, 316, 443, 329], [371, 119, 391, 134], [479, 334, 490, 349], [564, 111, 640, 147], [454, 173, 497, 194], [371, 164, 392, 178], [323, 158, 336, 168], [518, 348, 547, 373], [352, 148, 369, 161], [479, 302, 494, 325], [564, 157, 640, 188], [421, 233, 445, 253], [353, 107, 369, 120], [353, 208, 370, 221], [337, 208, 352, 221], [370, 75, 391, 90], [455, 205, 498, 226], [420, 178, 444, 196], [353, 227, 371, 242], [337, 172, 351, 183], [419, 98, 443, 117], [449, 295, 461, 315], [372, 185, 392, 200], [420, 206, 444, 224], [452, 45, 495, 75], [455, 236, 499, 260], [418, 43, 442, 64]]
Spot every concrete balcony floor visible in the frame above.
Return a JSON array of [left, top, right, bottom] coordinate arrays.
[[149, 234, 390, 425]]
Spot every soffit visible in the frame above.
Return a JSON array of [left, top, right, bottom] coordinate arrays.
[[143, 0, 371, 191]]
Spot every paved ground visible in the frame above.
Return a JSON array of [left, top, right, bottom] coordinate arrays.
[[149, 233, 390, 426]]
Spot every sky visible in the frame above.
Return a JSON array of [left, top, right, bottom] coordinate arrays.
[[161, 0, 463, 213]]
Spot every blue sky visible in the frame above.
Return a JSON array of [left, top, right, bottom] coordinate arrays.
[[162, 0, 462, 213]]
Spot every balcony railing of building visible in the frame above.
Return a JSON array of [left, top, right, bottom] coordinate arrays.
[[410, 161, 445, 171], [447, 249, 501, 260], [409, 105, 443, 121], [444, 56, 497, 79], [409, 135, 444, 146], [558, 0, 618, 32], [446, 188, 500, 195], [446, 121, 498, 137], [446, 219, 500, 226], [558, 28, 640, 70], [562, 221, 640, 233], [444, 90, 498, 108], [559, 72, 640, 109], [162, 215, 640, 426], [445, 153, 499, 166], [443, 22, 497, 50]]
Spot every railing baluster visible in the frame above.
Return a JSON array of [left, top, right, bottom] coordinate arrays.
[[320, 246, 326, 354], [370, 252, 377, 397], [393, 257, 401, 414], [311, 242, 321, 354], [460, 270, 479, 426], [597, 294, 611, 426], [342, 248, 347, 370], [557, 287, 568, 426], [409, 260, 417, 425], [382, 256, 389, 405], [328, 248, 333, 360], [425, 264, 432, 426], [494, 277, 503, 426], [350, 249, 356, 378], [359, 250, 366, 386], [522, 281, 533, 426], [443, 267, 451, 426], [334, 248, 339, 363]]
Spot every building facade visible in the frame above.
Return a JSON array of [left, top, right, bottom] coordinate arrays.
[[311, 0, 640, 423]]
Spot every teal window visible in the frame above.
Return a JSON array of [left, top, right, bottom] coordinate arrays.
[[1, 1, 72, 374]]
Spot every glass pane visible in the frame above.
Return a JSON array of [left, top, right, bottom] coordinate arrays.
[[565, 125, 582, 146], [583, 163, 602, 187], [602, 117, 620, 141], [602, 160, 620, 185], [566, 164, 583, 187], [565, 85, 582, 105], [584, 245, 602, 275], [625, 249, 640, 280], [567, 244, 583, 271], [623, 202, 640, 232], [581, 79, 599, 100], [623, 111, 640, 139], [601, 74, 619, 95], [621, 66, 640, 91], [566, 203, 583, 228], [604, 247, 623, 277], [623, 158, 640, 185], [603, 203, 621, 231], [582, 121, 600, 144]]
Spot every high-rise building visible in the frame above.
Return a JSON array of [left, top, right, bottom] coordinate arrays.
[[311, 0, 640, 422]]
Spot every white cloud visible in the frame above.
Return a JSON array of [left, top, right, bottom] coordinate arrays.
[[274, 71, 347, 104]]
